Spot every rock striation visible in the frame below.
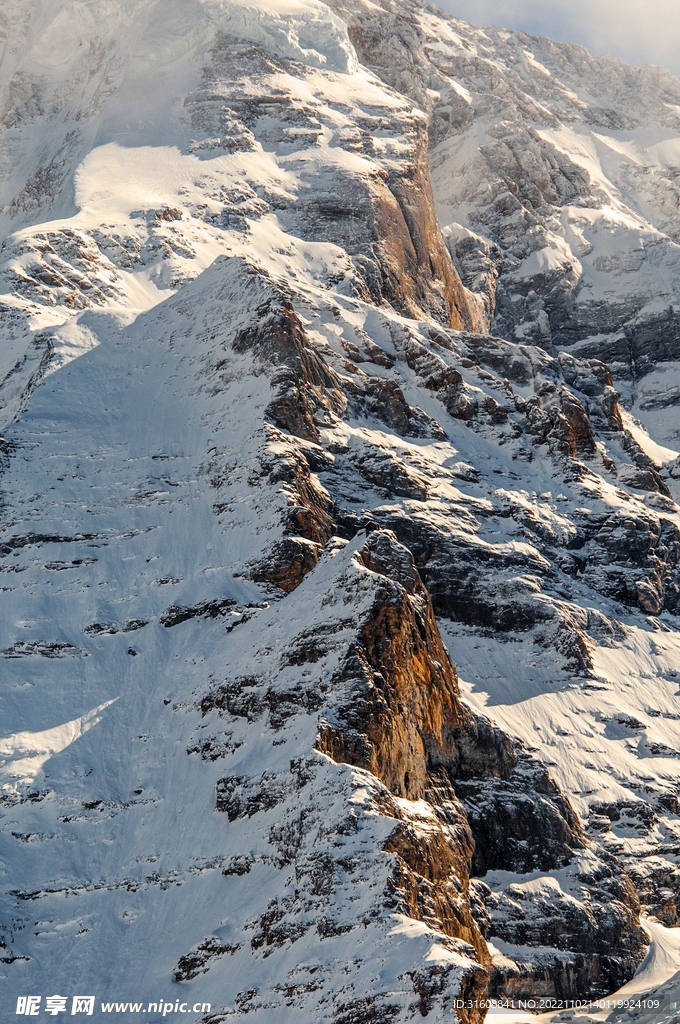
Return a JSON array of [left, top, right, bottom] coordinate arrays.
[[1, 1, 680, 1021]]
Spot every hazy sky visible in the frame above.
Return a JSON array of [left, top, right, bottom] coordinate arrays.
[[435, 1, 680, 78]]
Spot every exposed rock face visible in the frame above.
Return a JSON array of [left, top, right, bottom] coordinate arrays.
[[317, 534, 493, 990], [453, 747, 581, 877], [317, 534, 570, 827], [315, 533, 643, 1002], [329, 0, 680, 449], [2, 1, 680, 1020], [476, 855, 646, 1000], [199, 29, 480, 333], [366, 126, 485, 332], [232, 285, 345, 444], [319, 530, 468, 801]]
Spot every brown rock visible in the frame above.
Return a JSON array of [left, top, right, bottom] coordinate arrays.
[[318, 531, 466, 800], [383, 768, 489, 962], [261, 431, 335, 545], [374, 128, 484, 330], [251, 536, 322, 593], [233, 288, 344, 442], [314, 530, 596, 1010]]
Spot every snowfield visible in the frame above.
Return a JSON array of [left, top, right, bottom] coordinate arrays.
[[1, 0, 680, 1021]]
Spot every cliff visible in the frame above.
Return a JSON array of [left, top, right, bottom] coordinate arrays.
[[1, 1, 680, 1021]]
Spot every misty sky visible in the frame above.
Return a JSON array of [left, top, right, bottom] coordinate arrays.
[[435, 1, 680, 78]]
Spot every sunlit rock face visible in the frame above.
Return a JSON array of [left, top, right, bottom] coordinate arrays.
[[1, 1, 680, 1020]]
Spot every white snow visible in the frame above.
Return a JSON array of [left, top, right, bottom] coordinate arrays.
[[618, 407, 679, 467], [0, 701, 118, 791], [1, 0, 680, 1018], [613, 918, 680, 1000]]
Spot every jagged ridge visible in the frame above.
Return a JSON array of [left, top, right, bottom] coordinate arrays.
[[1, 1, 680, 1021]]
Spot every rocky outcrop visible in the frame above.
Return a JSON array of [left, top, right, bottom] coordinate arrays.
[[317, 530, 471, 799], [370, 127, 484, 331], [452, 745, 582, 877], [3, 2, 680, 1017], [477, 855, 647, 1000], [251, 535, 323, 592], [315, 531, 617, 994], [328, 0, 680, 432], [232, 285, 345, 444], [310, 1, 485, 331], [199, 29, 480, 333], [310, 531, 651, 1003]]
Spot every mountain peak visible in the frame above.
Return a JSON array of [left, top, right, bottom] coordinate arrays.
[[1, 2, 680, 1020]]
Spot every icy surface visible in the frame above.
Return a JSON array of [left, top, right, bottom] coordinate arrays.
[[1, 0, 680, 1020]]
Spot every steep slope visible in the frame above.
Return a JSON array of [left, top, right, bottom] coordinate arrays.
[[0, 1, 680, 1021], [329, 0, 680, 451], [0, 252, 496, 1021]]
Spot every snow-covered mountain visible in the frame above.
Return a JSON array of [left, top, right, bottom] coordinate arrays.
[[1, 1, 680, 1021], [331, 0, 680, 440]]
